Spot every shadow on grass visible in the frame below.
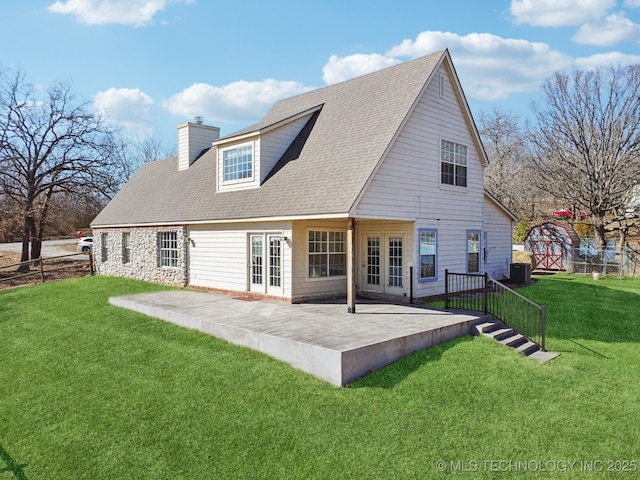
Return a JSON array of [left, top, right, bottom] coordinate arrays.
[[0, 444, 28, 480], [349, 336, 473, 389]]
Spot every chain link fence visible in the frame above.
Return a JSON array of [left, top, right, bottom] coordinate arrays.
[[568, 243, 640, 277]]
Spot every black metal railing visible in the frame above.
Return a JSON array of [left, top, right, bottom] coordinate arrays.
[[445, 270, 546, 350]]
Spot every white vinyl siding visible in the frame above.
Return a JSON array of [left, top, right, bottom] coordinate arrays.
[[353, 64, 485, 299], [215, 114, 312, 192], [291, 220, 348, 301], [188, 222, 292, 298], [484, 195, 514, 280], [177, 123, 220, 171], [354, 64, 484, 224], [259, 114, 311, 181], [356, 220, 413, 297]]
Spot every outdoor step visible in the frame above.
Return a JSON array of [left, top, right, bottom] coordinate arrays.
[[514, 341, 540, 356], [528, 350, 561, 363], [499, 333, 527, 347], [472, 321, 497, 335], [484, 328, 515, 341], [472, 320, 558, 363]]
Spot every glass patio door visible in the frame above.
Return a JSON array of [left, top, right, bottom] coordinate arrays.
[[364, 236, 384, 292], [249, 234, 283, 294], [361, 234, 404, 295]]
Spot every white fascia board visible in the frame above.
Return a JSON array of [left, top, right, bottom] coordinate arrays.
[[92, 212, 351, 229]]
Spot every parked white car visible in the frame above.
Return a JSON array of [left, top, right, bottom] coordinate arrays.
[[77, 237, 93, 252]]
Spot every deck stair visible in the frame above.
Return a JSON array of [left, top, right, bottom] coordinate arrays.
[[472, 320, 559, 363]]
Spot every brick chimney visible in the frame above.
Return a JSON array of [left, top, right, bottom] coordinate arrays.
[[177, 117, 220, 171]]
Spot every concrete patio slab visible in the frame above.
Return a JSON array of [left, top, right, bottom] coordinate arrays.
[[109, 290, 488, 386]]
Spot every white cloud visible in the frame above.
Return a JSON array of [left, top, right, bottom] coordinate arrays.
[[322, 54, 401, 85], [572, 11, 640, 45], [574, 51, 640, 70], [165, 28, 640, 130], [386, 31, 571, 101], [162, 79, 313, 125], [510, 0, 615, 26], [625, 0, 640, 7], [93, 87, 154, 134], [47, 0, 193, 27]]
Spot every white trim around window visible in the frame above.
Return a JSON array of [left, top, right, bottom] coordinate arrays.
[[418, 228, 437, 282], [307, 229, 347, 279], [158, 231, 179, 268], [466, 229, 481, 274], [221, 142, 254, 185], [440, 138, 468, 188]]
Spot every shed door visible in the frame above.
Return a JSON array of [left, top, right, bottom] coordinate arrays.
[[532, 239, 563, 270]]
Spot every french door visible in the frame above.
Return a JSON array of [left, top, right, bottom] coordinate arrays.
[[249, 234, 283, 295], [361, 234, 405, 295]]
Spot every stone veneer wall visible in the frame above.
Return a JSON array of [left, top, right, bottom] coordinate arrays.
[[93, 226, 188, 286]]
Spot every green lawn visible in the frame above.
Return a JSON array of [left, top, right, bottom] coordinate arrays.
[[1, 275, 639, 479]]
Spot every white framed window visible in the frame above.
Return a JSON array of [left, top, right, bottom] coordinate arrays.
[[467, 230, 481, 273], [222, 144, 253, 183], [122, 232, 131, 264], [308, 230, 346, 278], [439, 73, 446, 97], [418, 229, 437, 281], [101, 232, 108, 262], [441, 139, 467, 187], [158, 231, 178, 268]]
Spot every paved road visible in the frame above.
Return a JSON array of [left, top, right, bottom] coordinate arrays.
[[0, 238, 81, 258]]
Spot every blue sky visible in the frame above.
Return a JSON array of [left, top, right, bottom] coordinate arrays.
[[2, 0, 640, 147]]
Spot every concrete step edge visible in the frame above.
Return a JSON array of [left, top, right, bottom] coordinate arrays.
[[528, 350, 561, 363], [471, 321, 497, 335], [515, 341, 539, 355], [499, 333, 526, 346]]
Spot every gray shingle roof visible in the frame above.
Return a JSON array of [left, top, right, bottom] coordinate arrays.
[[92, 50, 446, 227]]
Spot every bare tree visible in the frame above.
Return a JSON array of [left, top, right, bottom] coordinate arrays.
[[478, 108, 541, 219], [131, 133, 176, 168], [530, 66, 640, 249], [0, 69, 128, 270], [609, 186, 640, 248]]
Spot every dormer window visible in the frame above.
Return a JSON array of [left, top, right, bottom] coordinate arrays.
[[222, 143, 253, 183]]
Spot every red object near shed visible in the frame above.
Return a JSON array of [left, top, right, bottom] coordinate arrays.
[[524, 222, 580, 270]]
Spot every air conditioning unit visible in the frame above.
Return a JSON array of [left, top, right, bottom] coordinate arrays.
[[510, 263, 531, 284]]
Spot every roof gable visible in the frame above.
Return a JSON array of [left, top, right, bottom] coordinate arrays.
[[92, 50, 457, 227], [485, 191, 518, 222]]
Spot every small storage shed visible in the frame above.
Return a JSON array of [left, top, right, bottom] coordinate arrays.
[[524, 222, 580, 270]]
